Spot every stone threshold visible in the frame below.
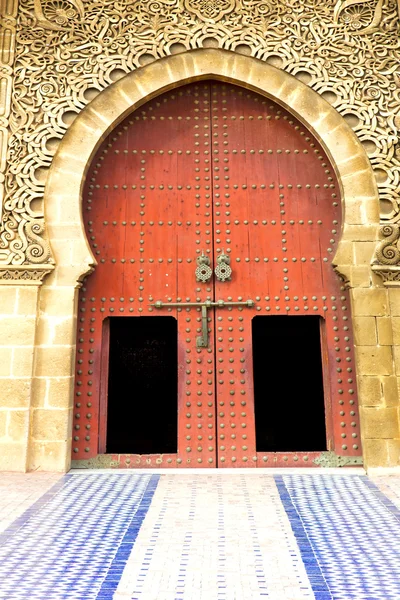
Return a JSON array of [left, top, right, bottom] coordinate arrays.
[[69, 467, 366, 475]]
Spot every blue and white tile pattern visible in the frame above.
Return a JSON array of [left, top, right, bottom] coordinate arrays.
[[114, 475, 313, 599], [0, 473, 158, 600], [0, 472, 400, 599], [277, 475, 400, 600]]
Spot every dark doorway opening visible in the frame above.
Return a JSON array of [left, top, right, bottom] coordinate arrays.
[[106, 317, 178, 454], [252, 316, 327, 452]]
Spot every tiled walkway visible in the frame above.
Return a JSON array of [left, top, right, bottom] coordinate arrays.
[[0, 472, 62, 534], [0, 471, 399, 600]]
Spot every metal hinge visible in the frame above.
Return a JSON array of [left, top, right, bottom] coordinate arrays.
[[313, 452, 363, 467]]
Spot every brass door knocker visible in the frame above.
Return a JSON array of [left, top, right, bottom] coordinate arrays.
[[215, 251, 232, 282], [195, 251, 212, 282]]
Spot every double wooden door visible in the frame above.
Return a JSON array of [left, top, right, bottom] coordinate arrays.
[[73, 81, 361, 468]]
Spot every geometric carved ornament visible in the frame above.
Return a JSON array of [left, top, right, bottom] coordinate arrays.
[[0, 0, 400, 281]]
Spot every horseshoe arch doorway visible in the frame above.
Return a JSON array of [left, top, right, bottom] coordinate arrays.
[[72, 80, 362, 468]]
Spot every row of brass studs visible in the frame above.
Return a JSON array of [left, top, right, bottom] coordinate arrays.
[[89, 183, 334, 190], [104, 147, 331, 155], [331, 294, 359, 451], [78, 303, 348, 310], [114, 454, 323, 465], [182, 306, 215, 460], [73, 311, 95, 454], [180, 92, 216, 461], [91, 253, 334, 262], [80, 294, 346, 301], [92, 257, 333, 264], [80, 307, 350, 315], [129, 114, 320, 122], [113, 454, 317, 464], [331, 287, 359, 451], [214, 312, 251, 464], [209, 59, 250, 464], [91, 219, 333, 225], [78, 307, 349, 315]]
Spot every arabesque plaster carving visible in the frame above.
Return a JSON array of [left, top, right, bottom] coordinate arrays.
[[0, 0, 399, 281]]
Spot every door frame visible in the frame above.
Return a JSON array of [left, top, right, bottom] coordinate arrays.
[[98, 318, 110, 454], [320, 317, 334, 451], [42, 49, 381, 470]]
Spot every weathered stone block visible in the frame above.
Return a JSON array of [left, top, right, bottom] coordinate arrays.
[[382, 376, 399, 407], [391, 318, 400, 345], [387, 439, 400, 466], [16, 287, 39, 316], [344, 200, 364, 225], [7, 410, 29, 441], [353, 317, 377, 345], [0, 380, 31, 408], [333, 240, 353, 265], [0, 348, 12, 377], [356, 346, 393, 376], [36, 316, 75, 346], [357, 376, 382, 406], [12, 347, 35, 377], [350, 266, 371, 288], [39, 287, 77, 317], [343, 224, 378, 242], [29, 440, 71, 472], [31, 378, 48, 408], [0, 287, 18, 315], [353, 241, 375, 265], [54, 265, 87, 287], [34, 346, 74, 378], [32, 408, 72, 441], [351, 289, 388, 317], [388, 289, 400, 316], [362, 439, 389, 468], [376, 317, 393, 345], [48, 240, 73, 266], [0, 411, 7, 438], [0, 443, 27, 471], [360, 406, 399, 439], [47, 378, 74, 409], [0, 317, 36, 346], [393, 346, 400, 376]]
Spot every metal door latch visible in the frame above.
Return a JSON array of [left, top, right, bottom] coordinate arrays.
[[150, 299, 254, 348]]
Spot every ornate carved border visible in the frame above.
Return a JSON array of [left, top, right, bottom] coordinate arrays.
[[0, 0, 399, 281], [0, 0, 18, 255]]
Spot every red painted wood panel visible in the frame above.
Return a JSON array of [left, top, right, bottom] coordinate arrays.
[[210, 83, 360, 467], [73, 81, 361, 468]]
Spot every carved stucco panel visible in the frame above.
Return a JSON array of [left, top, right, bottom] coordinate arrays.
[[0, 0, 399, 281], [0, 0, 18, 254]]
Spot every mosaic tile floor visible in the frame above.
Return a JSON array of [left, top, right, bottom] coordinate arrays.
[[0, 471, 399, 599]]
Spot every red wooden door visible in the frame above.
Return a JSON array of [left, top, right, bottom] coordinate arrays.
[[72, 81, 361, 468]]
